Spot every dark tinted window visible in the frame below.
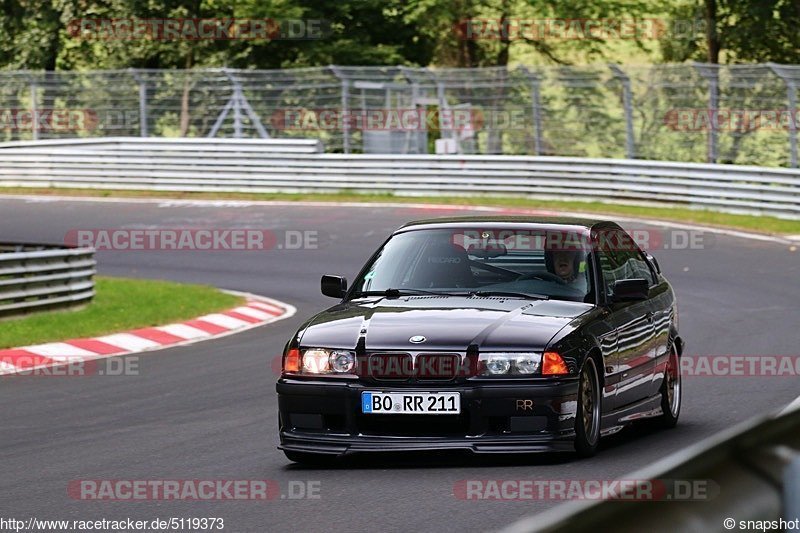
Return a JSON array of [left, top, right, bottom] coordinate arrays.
[[595, 228, 655, 295], [352, 227, 594, 302]]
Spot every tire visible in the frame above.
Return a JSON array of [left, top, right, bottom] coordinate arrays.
[[656, 345, 681, 429], [574, 357, 602, 458], [283, 450, 337, 466]]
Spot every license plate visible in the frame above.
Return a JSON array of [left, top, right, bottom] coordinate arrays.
[[361, 391, 460, 415]]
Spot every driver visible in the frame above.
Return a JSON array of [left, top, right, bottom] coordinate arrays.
[[545, 249, 588, 288], [552, 250, 578, 282]]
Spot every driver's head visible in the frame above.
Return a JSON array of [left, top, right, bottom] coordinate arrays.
[[546, 250, 579, 282]]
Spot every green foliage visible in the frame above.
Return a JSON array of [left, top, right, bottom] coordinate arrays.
[[1, 0, 436, 70], [660, 0, 800, 63], [0, 1, 797, 75]]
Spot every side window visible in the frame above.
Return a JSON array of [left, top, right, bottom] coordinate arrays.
[[596, 248, 628, 296], [594, 228, 655, 295], [630, 252, 657, 286]]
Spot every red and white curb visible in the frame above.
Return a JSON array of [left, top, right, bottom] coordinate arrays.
[[0, 290, 295, 376]]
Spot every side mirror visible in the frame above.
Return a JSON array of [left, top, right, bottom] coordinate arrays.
[[610, 278, 649, 302], [321, 275, 347, 298], [646, 253, 661, 274]]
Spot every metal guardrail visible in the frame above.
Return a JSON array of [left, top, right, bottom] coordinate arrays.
[[501, 401, 800, 533], [0, 138, 797, 219], [0, 243, 96, 317], [0, 136, 324, 153]]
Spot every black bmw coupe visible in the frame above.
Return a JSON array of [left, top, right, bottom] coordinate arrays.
[[276, 216, 684, 463]]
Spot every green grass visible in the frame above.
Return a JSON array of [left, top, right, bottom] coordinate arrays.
[[0, 276, 243, 349], [2, 186, 800, 235]]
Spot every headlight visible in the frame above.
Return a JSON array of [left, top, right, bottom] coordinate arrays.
[[514, 354, 540, 374], [331, 351, 356, 373], [485, 355, 511, 375], [478, 352, 541, 376], [283, 348, 357, 376], [302, 348, 331, 373]]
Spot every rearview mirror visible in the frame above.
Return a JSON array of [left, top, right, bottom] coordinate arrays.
[[321, 275, 347, 298], [467, 241, 507, 259], [610, 278, 649, 302]]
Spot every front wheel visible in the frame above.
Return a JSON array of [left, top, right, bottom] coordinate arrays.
[[656, 345, 681, 428], [574, 357, 601, 458]]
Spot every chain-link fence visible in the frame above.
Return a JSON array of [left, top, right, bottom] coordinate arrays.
[[1, 64, 798, 167]]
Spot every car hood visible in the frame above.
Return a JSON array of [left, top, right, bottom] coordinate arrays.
[[298, 296, 593, 352]]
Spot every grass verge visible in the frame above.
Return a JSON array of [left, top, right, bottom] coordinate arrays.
[[0, 276, 243, 349], [1, 187, 799, 235]]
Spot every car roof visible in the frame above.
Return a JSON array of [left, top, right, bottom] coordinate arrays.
[[396, 215, 616, 233]]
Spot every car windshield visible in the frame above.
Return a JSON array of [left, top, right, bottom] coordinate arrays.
[[351, 227, 594, 302]]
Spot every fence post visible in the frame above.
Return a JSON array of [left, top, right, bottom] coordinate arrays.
[[398, 66, 425, 154], [694, 62, 720, 164], [329, 65, 350, 153], [609, 64, 635, 159], [788, 82, 798, 168], [435, 76, 454, 148], [229, 70, 242, 138], [519, 66, 544, 156], [28, 74, 38, 141], [768, 63, 798, 168], [131, 69, 148, 137]]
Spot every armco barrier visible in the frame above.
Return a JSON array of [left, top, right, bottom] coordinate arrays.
[[501, 402, 800, 533], [0, 136, 324, 153], [0, 138, 798, 219], [0, 243, 96, 317]]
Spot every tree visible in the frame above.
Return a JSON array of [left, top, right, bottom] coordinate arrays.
[[404, 0, 655, 67], [661, 0, 800, 64]]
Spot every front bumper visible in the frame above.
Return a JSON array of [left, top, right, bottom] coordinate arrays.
[[277, 378, 580, 455]]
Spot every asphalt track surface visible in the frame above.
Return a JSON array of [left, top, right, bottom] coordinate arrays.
[[1, 196, 798, 533]]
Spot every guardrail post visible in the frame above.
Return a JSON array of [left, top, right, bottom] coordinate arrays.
[[131, 69, 148, 137], [609, 64, 635, 159], [768, 63, 798, 168], [694, 63, 720, 164], [786, 454, 800, 524]]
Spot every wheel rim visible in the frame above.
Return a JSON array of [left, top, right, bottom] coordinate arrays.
[[580, 360, 601, 445], [666, 349, 681, 416]]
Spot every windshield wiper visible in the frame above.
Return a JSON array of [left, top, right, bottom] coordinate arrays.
[[355, 288, 468, 298], [470, 290, 550, 300]]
